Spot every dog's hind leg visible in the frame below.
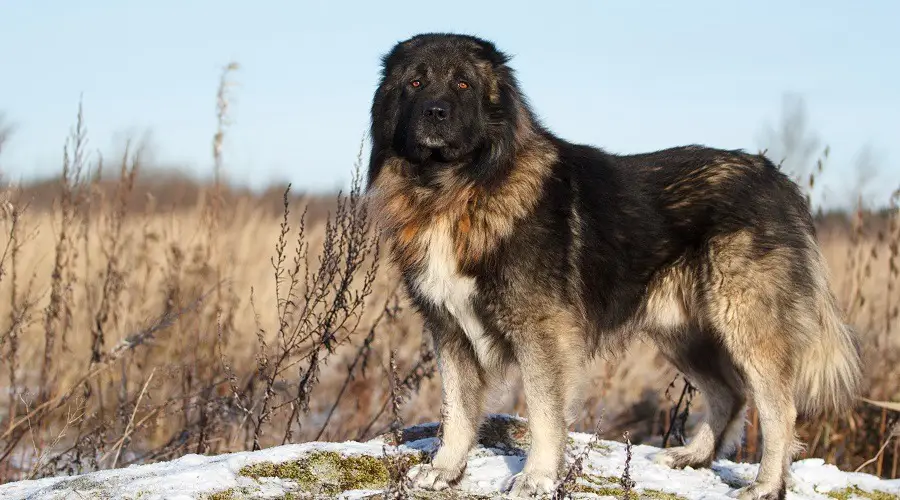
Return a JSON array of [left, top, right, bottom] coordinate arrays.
[[730, 352, 797, 500], [700, 231, 805, 500], [653, 332, 746, 469]]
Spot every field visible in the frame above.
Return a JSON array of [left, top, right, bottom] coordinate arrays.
[[0, 95, 898, 485]]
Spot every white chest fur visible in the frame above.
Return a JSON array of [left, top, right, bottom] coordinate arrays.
[[412, 220, 495, 367]]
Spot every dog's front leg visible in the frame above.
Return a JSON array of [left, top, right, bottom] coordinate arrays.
[[507, 334, 567, 497], [409, 334, 486, 490]]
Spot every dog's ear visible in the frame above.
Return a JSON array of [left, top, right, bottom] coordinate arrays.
[[471, 38, 511, 68], [369, 41, 408, 189], [379, 43, 408, 80], [380, 34, 433, 77]]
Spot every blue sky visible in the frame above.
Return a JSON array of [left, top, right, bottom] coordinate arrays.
[[0, 0, 897, 206]]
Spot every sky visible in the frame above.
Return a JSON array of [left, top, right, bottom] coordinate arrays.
[[0, 0, 897, 207]]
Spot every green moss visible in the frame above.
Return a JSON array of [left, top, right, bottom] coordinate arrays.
[[239, 450, 424, 496], [203, 489, 237, 500], [825, 485, 900, 500], [568, 474, 686, 500], [566, 437, 612, 456], [202, 486, 261, 500], [569, 482, 629, 496], [390, 492, 492, 500], [638, 488, 689, 500], [568, 484, 686, 500], [203, 488, 305, 500], [581, 473, 619, 486]]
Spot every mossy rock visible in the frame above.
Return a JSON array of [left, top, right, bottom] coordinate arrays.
[[565, 473, 686, 500], [202, 489, 238, 500], [239, 450, 423, 497], [202, 487, 264, 500], [364, 492, 493, 499], [824, 485, 900, 500], [567, 484, 686, 500]]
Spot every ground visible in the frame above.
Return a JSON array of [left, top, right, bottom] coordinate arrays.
[[1, 415, 898, 500]]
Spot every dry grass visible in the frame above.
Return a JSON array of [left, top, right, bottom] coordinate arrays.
[[0, 92, 898, 485]]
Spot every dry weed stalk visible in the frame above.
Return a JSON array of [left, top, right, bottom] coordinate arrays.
[[89, 144, 139, 366], [381, 350, 411, 500], [229, 167, 380, 450], [554, 415, 604, 500], [357, 335, 437, 441], [0, 113, 12, 158], [885, 188, 900, 340], [41, 101, 88, 401], [662, 374, 696, 448], [314, 285, 399, 441], [1, 189, 40, 457], [1, 79, 405, 482], [620, 431, 635, 497], [0, 288, 213, 470], [194, 61, 241, 455]]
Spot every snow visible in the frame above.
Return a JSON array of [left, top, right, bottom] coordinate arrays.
[[1, 414, 898, 499]]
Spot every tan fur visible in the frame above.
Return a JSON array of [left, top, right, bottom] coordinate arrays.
[[641, 264, 694, 332], [409, 336, 486, 490], [793, 237, 862, 416], [662, 156, 764, 210], [474, 60, 502, 104], [639, 228, 860, 498], [705, 231, 795, 348], [369, 135, 557, 272]]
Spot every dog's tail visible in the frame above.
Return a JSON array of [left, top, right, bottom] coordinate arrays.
[[794, 244, 863, 416]]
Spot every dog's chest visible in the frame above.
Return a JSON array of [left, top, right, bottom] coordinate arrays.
[[411, 222, 495, 366]]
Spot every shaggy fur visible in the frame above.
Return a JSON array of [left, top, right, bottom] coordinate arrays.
[[366, 33, 861, 500]]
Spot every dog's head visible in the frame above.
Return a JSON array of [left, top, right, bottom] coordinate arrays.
[[369, 34, 533, 186]]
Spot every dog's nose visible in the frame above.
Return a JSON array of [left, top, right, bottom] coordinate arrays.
[[423, 100, 450, 121]]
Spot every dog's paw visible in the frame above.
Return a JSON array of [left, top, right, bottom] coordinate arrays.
[[730, 482, 786, 500], [506, 471, 556, 498], [652, 449, 679, 468], [407, 463, 463, 491]]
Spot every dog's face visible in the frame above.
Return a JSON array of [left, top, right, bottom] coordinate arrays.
[[371, 34, 518, 170]]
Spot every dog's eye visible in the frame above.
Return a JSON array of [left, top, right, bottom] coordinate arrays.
[[457, 81, 470, 90], [410, 80, 422, 88]]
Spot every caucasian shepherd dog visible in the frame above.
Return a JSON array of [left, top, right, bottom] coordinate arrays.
[[366, 33, 861, 499]]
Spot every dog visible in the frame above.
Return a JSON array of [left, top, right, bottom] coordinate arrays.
[[365, 33, 861, 499]]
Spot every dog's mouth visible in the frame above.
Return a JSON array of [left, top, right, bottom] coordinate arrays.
[[414, 134, 462, 161], [419, 136, 448, 149], [408, 126, 469, 162]]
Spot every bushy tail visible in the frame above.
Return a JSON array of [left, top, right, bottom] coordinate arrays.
[[794, 248, 863, 416]]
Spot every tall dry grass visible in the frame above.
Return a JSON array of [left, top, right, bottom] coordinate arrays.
[[0, 86, 898, 484]]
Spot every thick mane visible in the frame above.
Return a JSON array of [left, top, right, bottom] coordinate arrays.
[[366, 35, 555, 272]]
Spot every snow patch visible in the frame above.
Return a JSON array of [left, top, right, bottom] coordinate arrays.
[[1, 415, 897, 499]]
